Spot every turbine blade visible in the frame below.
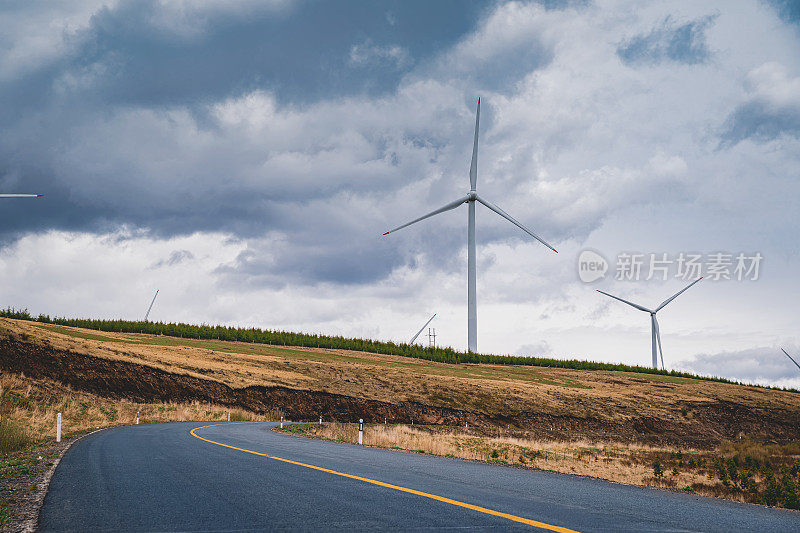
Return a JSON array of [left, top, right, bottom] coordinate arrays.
[[475, 194, 557, 252], [654, 315, 665, 370], [382, 195, 469, 236], [782, 348, 800, 372], [469, 98, 480, 190], [0, 194, 43, 198], [409, 313, 436, 344], [655, 277, 703, 312], [596, 290, 652, 313]]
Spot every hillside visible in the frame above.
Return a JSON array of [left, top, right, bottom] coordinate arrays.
[[1, 317, 799, 448]]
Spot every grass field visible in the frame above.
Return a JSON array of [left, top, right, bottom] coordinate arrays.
[[1, 317, 798, 449], [1, 314, 799, 513]]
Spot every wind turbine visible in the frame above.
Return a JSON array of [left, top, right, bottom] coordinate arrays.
[[383, 98, 557, 353], [597, 278, 702, 369], [0, 194, 43, 198], [410, 313, 436, 344], [782, 348, 800, 372], [144, 289, 159, 322]]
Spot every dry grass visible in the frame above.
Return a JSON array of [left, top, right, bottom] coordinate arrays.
[[5, 318, 799, 433], [296, 422, 692, 483], [0, 372, 278, 445], [288, 423, 800, 508]]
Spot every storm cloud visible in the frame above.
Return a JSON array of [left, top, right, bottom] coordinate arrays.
[[0, 1, 798, 382]]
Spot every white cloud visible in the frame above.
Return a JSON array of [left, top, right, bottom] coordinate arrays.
[[679, 346, 800, 389], [349, 40, 411, 69]]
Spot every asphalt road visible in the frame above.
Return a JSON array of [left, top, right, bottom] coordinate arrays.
[[39, 422, 800, 532]]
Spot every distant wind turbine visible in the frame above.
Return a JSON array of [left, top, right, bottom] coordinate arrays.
[[410, 314, 436, 345], [144, 289, 159, 322], [0, 194, 43, 198], [597, 278, 703, 369], [383, 98, 557, 353], [782, 348, 800, 372]]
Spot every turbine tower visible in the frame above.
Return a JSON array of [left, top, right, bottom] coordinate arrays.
[[383, 98, 557, 353], [410, 313, 436, 344], [597, 278, 702, 369], [782, 348, 800, 372]]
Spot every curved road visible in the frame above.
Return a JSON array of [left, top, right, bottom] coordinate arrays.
[[39, 422, 799, 532]]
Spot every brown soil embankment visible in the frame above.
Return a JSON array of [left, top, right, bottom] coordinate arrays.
[[1, 318, 799, 448], [0, 337, 495, 427]]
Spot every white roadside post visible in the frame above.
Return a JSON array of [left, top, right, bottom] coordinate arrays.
[[358, 419, 363, 445], [319, 415, 322, 426], [135, 411, 139, 424], [280, 416, 284, 429], [56, 412, 61, 443], [227, 412, 230, 422]]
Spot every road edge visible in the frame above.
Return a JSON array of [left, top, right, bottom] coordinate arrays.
[[19, 427, 106, 533]]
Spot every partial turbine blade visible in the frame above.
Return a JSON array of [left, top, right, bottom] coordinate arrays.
[[144, 289, 159, 322], [782, 348, 800, 372], [469, 98, 480, 191], [0, 194, 43, 198], [596, 290, 652, 313], [475, 194, 557, 253], [382, 195, 469, 236], [409, 313, 436, 344], [654, 315, 665, 370], [655, 277, 703, 312]]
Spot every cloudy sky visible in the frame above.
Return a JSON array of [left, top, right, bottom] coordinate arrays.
[[1, 0, 799, 387]]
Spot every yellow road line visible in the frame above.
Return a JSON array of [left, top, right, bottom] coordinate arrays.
[[190, 423, 580, 533]]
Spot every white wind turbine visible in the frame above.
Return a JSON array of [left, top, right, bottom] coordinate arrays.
[[597, 277, 702, 369], [781, 348, 800, 373], [383, 98, 557, 353], [409, 313, 436, 345], [0, 194, 43, 198]]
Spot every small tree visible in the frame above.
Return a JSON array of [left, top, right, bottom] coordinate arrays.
[[653, 460, 664, 478]]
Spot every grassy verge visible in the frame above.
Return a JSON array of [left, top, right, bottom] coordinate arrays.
[[281, 422, 800, 510], [0, 372, 277, 530], [0, 373, 280, 441], [0, 440, 61, 530]]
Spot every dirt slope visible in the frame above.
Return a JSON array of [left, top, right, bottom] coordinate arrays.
[[1, 317, 798, 447]]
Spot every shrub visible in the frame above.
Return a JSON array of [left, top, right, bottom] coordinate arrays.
[[0, 417, 31, 455], [763, 477, 781, 506], [653, 460, 664, 478], [229, 411, 252, 422], [780, 475, 800, 509]]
